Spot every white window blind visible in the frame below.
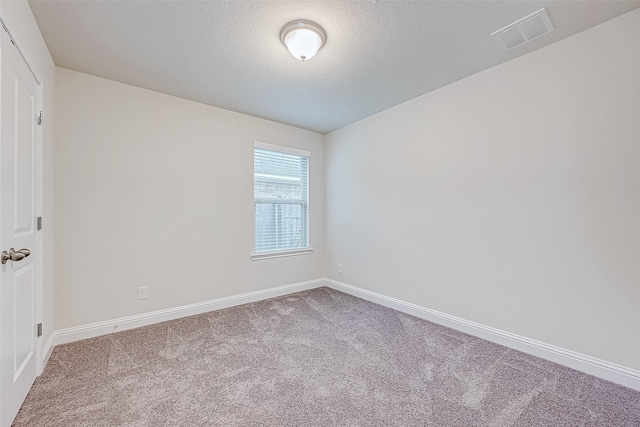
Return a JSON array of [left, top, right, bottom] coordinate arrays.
[[254, 143, 309, 253]]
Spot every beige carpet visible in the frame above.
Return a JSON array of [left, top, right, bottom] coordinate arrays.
[[13, 287, 640, 426]]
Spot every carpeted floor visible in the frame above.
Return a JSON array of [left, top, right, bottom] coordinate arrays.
[[13, 287, 640, 426]]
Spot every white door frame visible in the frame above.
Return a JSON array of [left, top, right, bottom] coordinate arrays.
[[33, 56, 44, 377], [0, 16, 45, 423]]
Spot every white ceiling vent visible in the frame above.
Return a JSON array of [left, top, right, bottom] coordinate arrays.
[[491, 8, 554, 51]]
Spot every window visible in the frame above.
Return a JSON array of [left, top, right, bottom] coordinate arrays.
[[253, 142, 311, 259]]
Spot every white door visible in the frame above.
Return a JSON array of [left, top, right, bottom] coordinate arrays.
[[0, 26, 42, 427]]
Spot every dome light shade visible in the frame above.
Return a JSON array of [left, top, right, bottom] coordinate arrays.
[[280, 20, 326, 61]]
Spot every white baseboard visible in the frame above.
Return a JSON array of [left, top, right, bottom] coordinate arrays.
[[45, 276, 640, 392], [324, 278, 640, 391], [53, 278, 324, 347]]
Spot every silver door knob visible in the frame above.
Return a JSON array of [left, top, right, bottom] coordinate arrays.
[[0, 248, 31, 265]]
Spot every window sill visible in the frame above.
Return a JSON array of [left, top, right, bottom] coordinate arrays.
[[251, 248, 313, 261]]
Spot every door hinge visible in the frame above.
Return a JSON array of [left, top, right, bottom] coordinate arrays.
[[37, 216, 43, 231], [37, 111, 43, 125], [37, 323, 43, 337]]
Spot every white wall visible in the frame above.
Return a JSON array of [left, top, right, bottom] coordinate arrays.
[[55, 68, 325, 329], [325, 10, 640, 370], [0, 0, 56, 347]]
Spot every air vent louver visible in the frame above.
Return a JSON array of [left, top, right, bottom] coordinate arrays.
[[491, 8, 554, 51]]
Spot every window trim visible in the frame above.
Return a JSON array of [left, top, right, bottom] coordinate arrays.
[[251, 247, 314, 261], [252, 141, 311, 260], [254, 141, 311, 158]]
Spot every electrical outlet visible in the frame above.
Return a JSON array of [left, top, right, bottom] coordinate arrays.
[[137, 286, 148, 300], [338, 264, 343, 274]]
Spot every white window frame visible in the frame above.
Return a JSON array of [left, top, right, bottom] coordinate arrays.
[[251, 141, 312, 261]]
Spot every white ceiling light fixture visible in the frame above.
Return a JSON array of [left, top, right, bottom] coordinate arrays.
[[280, 20, 326, 61]]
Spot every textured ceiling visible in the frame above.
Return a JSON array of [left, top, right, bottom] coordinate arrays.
[[29, 1, 640, 134]]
